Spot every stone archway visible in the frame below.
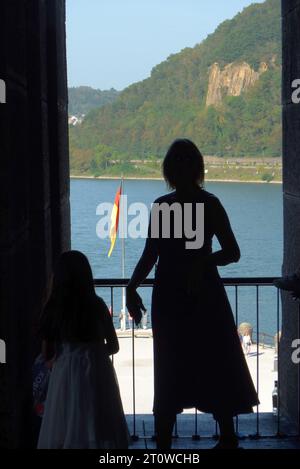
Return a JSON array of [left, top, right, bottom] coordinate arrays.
[[0, 1, 70, 448], [281, 0, 300, 429], [1, 0, 300, 448]]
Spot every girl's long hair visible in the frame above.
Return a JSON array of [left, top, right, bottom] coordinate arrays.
[[40, 251, 102, 343]]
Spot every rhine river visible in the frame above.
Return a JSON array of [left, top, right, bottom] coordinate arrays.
[[71, 179, 283, 337]]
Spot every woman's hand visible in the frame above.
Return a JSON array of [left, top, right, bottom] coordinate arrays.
[[126, 286, 146, 326]]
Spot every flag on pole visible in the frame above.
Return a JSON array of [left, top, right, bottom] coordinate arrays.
[[108, 184, 122, 257]]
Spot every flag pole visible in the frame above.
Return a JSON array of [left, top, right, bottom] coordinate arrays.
[[121, 176, 126, 318]]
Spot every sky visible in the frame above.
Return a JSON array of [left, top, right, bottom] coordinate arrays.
[[66, 0, 265, 91]]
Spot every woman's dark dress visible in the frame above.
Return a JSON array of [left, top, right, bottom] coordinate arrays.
[[130, 188, 259, 417]]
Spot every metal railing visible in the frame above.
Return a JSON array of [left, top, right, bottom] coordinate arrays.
[[94, 277, 284, 441]]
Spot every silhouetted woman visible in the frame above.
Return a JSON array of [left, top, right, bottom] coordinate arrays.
[[38, 251, 129, 449], [126, 139, 259, 449]]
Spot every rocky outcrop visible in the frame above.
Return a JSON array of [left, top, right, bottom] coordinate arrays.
[[206, 61, 268, 107]]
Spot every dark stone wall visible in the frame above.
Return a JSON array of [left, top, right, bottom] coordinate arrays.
[[281, 0, 300, 427], [1, 0, 300, 448], [0, 0, 70, 448]]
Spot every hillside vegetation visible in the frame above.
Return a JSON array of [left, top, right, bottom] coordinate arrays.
[[69, 0, 282, 179]]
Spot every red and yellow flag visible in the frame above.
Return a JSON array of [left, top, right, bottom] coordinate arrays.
[[108, 184, 122, 257]]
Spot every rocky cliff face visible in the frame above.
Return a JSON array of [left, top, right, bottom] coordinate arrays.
[[206, 61, 268, 107]]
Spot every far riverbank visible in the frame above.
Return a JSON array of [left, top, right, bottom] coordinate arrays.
[[70, 156, 282, 184], [70, 174, 282, 184]]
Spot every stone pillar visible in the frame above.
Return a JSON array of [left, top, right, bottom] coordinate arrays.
[[0, 0, 70, 448], [281, 0, 300, 428]]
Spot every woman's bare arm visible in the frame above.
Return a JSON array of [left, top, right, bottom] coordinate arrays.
[[127, 221, 158, 323], [208, 198, 241, 267], [128, 235, 159, 290]]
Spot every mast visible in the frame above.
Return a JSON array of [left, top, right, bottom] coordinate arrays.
[[121, 176, 126, 315]]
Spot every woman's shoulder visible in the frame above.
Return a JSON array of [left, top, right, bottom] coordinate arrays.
[[200, 189, 219, 201], [153, 192, 177, 204], [152, 189, 222, 207], [153, 190, 218, 201]]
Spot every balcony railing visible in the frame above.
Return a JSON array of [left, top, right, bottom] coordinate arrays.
[[94, 277, 290, 442]]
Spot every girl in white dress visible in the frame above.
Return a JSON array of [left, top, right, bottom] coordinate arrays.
[[37, 251, 130, 449]]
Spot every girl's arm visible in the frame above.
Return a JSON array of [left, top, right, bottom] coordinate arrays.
[[41, 340, 56, 362], [100, 299, 119, 355]]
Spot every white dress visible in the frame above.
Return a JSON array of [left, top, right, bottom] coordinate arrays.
[[37, 342, 130, 449]]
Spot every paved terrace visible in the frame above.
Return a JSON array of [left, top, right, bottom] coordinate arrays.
[[113, 331, 300, 449]]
